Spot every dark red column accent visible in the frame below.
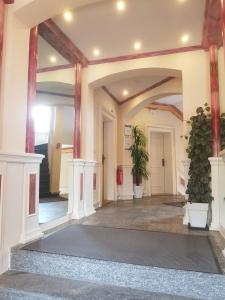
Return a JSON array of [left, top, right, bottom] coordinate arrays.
[[0, 0, 5, 80], [73, 63, 82, 159], [209, 45, 221, 157], [26, 27, 38, 153], [29, 174, 36, 215]]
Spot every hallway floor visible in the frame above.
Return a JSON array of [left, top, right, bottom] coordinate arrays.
[[39, 201, 68, 224], [77, 195, 225, 273]]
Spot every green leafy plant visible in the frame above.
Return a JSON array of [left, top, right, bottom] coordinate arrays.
[[221, 112, 225, 151], [129, 126, 149, 186], [186, 104, 213, 203]]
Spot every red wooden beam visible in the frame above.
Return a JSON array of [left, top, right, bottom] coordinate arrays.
[[26, 27, 38, 153], [102, 86, 120, 105], [209, 45, 221, 156], [88, 45, 204, 66], [37, 63, 73, 73], [3, 0, 14, 3], [202, 0, 222, 48], [120, 77, 174, 105], [148, 103, 183, 121], [73, 63, 82, 159], [38, 19, 88, 67]]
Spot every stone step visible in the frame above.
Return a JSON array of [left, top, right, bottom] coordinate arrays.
[[11, 249, 225, 300], [0, 271, 193, 300]]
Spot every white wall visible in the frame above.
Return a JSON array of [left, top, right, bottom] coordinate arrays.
[[129, 108, 185, 195]]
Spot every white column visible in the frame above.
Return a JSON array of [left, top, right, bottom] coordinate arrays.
[[209, 157, 224, 231], [0, 152, 43, 273], [182, 159, 190, 225], [68, 159, 85, 219], [68, 159, 96, 219], [83, 161, 96, 216]]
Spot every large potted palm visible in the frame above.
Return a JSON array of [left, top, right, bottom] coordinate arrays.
[[129, 126, 149, 198]]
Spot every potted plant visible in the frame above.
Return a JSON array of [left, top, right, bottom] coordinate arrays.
[[186, 104, 213, 229], [129, 126, 149, 198]]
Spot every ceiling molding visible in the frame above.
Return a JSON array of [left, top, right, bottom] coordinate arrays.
[[88, 45, 204, 66], [37, 63, 73, 73], [38, 19, 89, 67], [120, 77, 175, 105], [148, 103, 183, 121], [102, 86, 120, 105], [202, 0, 222, 48], [36, 90, 74, 99]]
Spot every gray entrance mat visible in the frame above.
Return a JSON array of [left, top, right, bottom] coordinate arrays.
[[23, 225, 220, 274]]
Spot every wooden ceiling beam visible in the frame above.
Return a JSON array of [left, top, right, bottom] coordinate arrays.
[[38, 19, 88, 67], [3, 0, 14, 4], [202, 0, 222, 48], [102, 86, 120, 105], [148, 103, 183, 121]]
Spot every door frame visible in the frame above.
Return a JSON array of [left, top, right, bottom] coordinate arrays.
[[99, 109, 117, 206], [147, 125, 177, 195]]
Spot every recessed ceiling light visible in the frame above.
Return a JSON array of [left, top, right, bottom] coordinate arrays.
[[93, 48, 100, 56], [181, 34, 189, 43], [63, 11, 73, 22], [123, 90, 128, 96], [134, 41, 142, 50], [117, 0, 126, 11], [50, 56, 57, 63]]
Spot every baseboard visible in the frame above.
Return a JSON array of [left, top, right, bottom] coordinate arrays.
[[20, 228, 44, 245], [40, 214, 71, 232], [118, 195, 134, 200], [0, 249, 10, 274]]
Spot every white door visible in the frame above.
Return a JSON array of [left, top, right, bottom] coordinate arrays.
[[150, 132, 165, 194]]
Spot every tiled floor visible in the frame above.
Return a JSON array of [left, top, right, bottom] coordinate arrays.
[[39, 201, 68, 224]]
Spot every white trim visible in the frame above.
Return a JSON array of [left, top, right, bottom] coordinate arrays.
[[147, 125, 177, 195], [99, 109, 117, 204], [40, 214, 71, 232], [0, 152, 44, 164]]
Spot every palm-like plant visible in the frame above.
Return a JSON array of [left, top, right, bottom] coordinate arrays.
[[129, 126, 149, 186]]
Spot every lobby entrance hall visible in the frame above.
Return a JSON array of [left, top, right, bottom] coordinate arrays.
[[1, 0, 225, 299]]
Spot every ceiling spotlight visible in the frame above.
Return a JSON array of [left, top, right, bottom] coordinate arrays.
[[123, 90, 128, 96], [63, 11, 73, 22], [50, 56, 57, 63], [117, 0, 126, 11], [93, 48, 100, 56], [181, 34, 189, 43], [134, 41, 142, 50]]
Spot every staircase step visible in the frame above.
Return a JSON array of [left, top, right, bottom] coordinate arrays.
[[0, 271, 192, 300], [10, 249, 225, 300]]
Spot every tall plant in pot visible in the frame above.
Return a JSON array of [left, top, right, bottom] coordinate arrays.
[[186, 104, 213, 229], [129, 126, 149, 198]]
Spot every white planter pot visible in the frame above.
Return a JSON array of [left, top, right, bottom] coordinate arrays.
[[187, 202, 209, 229], [134, 185, 144, 199]]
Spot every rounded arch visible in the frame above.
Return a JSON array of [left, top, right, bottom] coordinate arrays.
[[89, 67, 182, 88], [126, 92, 182, 119]]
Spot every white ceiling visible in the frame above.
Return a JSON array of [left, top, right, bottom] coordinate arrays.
[[155, 95, 183, 111], [37, 36, 69, 69], [105, 75, 166, 102], [51, 0, 205, 61]]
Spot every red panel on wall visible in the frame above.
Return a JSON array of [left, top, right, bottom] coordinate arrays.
[[93, 173, 97, 191], [29, 174, 36, 215]]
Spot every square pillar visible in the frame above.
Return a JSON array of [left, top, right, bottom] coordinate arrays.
[[83, 161, 96, 216], [209, 157, 225, 230], [68, 159, 96, 220], [0, 152, 43, 272], [182, 159, 190, 225]]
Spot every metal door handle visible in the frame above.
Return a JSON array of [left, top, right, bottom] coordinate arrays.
[[162, 158, 165, 167]]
